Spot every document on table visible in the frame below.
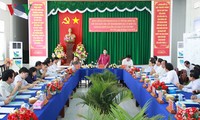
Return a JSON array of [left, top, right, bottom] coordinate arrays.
[[15, 95, 31, 99], [0, 107, 15, 113], [29, 86, 42, 90], [45, 76, 55, 80], [0, 114, 6, 119], [166, 84, 174, 87], [179, 100, 199, 104], [21, 90, 37, 94], [5, 101, 24, 106]]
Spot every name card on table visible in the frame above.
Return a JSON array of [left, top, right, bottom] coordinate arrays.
[[147, 83, 152, 92], [166, 99, 176, 114], [151, 87, 157, 97], [156, 91, 164, 104]]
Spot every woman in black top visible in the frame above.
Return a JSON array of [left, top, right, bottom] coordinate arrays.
[[26, 67, 37, 84]]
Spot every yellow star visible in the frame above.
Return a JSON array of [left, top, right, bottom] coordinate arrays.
[[72, 17, 79, 24]]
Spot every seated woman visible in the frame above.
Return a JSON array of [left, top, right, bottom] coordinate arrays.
[[26, 67, 37, 84], [160, 63, 179, 85], [177, 69, 200, 93], [178, 69, 189, 85], [26, 67, 44, 84], [97, 49, 110, 68]]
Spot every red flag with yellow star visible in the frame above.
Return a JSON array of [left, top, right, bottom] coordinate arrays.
[[59, 12, 82, 51]]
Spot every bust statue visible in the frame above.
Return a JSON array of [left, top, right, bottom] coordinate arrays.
[[64, 28, 76, 43]]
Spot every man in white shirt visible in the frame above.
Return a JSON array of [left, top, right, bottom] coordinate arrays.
[[157, 60, 167, 79], [0, 69, 22, 99], [122, 55, 134, 70], [160, 63, 179, 85], [13, 67, 34, 90], [151, 58, 163, 75], [184, 61, 194, 77], [177, 70, 200, 93]]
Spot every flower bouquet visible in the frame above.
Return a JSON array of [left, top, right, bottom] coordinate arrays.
[[108, 64, 118, 69], [4, 58, 13, 68], [86, 64, 95, 68], [52, 44, 66, 59], [7, 107, 38, 120], [152, 81, 168, 91], [175, 107, 200, 120], [73, 43, 88, 62], [46, 79, 63, 95]]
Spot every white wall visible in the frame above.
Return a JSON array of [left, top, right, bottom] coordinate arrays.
[[186, 0, 200, 32], [0, 0, 13, 64], [171, 0, 186, 68]]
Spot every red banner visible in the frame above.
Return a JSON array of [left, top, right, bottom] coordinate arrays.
[[29, 0, 47, 56], [59, 12, 82, 51], [89, 18, 138, 32], [154, 0, 171, 56]]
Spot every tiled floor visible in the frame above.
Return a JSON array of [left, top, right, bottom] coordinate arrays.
[[57, 87, 141, 120]]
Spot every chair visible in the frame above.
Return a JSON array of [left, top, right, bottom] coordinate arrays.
[[0, 64, 9, 79], [0, 64, 5, 80]]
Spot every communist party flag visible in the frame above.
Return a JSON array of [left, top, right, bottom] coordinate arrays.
[[59, 12, 82, 51]]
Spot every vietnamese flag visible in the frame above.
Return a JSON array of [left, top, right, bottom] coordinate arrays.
[[59, 12, 82, 51]]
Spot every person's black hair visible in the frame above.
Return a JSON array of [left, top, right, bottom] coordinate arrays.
[[44, 58, 52, 66], [190, 69, 200, 79], [149, 58, 156, 64], [165, 63, 174, 71], [19, 67, 29, 73], [184, 60, 190, 65], [157, 58, 163, 63], [153, 56, 158, 61], [126, 55, 131, 58], [42, 62, 48, 66], [194, 65, 200, 73], [2, 69, 15, 81], [35, 61, 42, 67], [29, 67, 37, 77], [52, 57, 59, 62], [162, 60, 167, 65]]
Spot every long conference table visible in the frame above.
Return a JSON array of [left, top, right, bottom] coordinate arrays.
[[2, 68, 193, 120]]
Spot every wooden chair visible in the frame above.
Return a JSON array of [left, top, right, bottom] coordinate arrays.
[[0, 64, 9, 80]]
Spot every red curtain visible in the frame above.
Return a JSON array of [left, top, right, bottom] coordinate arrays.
[[59, 12, 82, 51]]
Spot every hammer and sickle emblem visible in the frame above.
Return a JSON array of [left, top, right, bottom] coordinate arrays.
[[62, 17, 70, 24]]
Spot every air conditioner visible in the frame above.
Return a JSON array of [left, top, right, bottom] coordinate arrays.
[[9, 42, 23, 72]]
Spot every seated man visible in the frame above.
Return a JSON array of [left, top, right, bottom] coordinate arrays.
[[150, 58, 163, 75], [122, 55, 134, 70], [160, 63, 179, 85], [184, 60, 194, 77], [0, 69, 22, 98], [13, 67, 35, 90], [177, 69, 200, 93], [144, 58, 156, 73]]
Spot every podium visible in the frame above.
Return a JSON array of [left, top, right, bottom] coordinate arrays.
[[66, 42, 74, 65]]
